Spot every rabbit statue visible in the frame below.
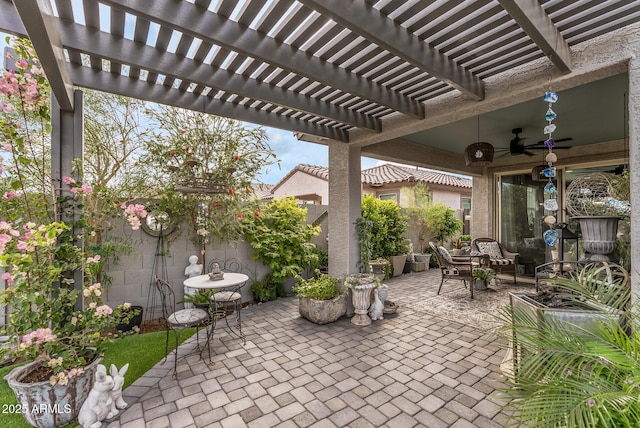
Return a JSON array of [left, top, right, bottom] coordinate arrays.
[[378, 284, 389, 304], [78, 364, 116, 428], [110, 363, 129, 417], [368, 288, 384, 321]]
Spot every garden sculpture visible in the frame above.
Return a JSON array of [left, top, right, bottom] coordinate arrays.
[[110, 363, 129, 416], [184, 255, 203, 308], [209, 262, 224, 280], [368, 288, 385, 320], [78, 364, 116, 428], [378, 284, 389, 304]]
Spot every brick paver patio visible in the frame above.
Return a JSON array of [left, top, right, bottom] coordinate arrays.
[[106, 269, 517, 428]]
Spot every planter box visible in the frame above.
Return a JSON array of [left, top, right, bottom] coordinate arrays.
[[298, 294, 347, 324], [509, 292, 623, 373], [411, 261, 426, 272], [413, 253, 431, 268]]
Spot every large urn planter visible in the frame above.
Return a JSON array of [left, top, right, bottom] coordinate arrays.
[[346, 274, 378, 326], [5, 356, 103, 428], [573, 216, 620, 261], [298, 294, 347, 324]]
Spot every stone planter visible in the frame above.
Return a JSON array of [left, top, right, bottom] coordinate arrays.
[[390, 255, 407, 277], [369, 261, 388, 282], [573, 216, 621, 261], [346, 274, 378, 326], [413, 253, 431, 268], [298, 294, 347, 324], [5, 356, 103, 428]]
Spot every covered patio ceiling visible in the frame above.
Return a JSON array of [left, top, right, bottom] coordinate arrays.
[[1, 0, 639, 175]]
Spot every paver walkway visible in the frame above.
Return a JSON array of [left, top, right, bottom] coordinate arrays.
[[106, 269, 517, 428]]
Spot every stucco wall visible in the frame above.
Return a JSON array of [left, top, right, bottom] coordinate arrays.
[[272, 171, 329, 204]]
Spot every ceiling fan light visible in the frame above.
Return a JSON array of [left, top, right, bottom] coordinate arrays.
[[464, 142, 494, 166]]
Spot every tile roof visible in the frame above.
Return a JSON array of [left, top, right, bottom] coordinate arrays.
[[362, 164, 472, 189], [269, 163, 471, 197]]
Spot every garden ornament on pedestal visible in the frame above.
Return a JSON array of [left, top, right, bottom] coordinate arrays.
[[78, 365, 116, 428]]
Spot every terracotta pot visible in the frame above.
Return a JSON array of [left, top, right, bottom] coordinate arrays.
[[5, 356, 103, 428]]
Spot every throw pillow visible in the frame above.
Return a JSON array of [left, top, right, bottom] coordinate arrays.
[[437, 246, 453, 264], [477, 241, 503, 259]]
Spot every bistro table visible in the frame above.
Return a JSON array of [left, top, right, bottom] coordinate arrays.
[[183, 272, 249, 347]]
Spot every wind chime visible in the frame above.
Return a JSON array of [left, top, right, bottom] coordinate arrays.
[[541, 77, 560, 247]]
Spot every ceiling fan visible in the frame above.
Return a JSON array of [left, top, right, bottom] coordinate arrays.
[[498, 128, 573, 157]]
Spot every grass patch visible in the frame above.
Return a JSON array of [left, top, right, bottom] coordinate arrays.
[[0, 328, 197, 428]]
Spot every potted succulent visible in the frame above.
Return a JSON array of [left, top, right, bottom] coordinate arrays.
[[472, 267, 495, 290], [293, 272, 347, 324]]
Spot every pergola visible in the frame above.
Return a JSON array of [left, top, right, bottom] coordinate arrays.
[[2, 0, 640, 293]]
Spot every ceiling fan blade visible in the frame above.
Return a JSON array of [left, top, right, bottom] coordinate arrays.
[[524, 150, 536, 156], [526, 145, 573, 150], [534, 137, 574, 145]]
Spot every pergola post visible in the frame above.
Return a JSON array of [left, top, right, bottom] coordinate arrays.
[[51, 89, 84, 309], [629, 56, 640, 304], [327, 141, 361, 278]]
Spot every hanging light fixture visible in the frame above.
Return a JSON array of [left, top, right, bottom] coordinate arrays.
[[464, 116, 494, 166]]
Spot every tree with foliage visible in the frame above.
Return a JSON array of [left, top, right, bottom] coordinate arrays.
[[144, 106, 277, 256], [425, 202, 463, 244], [242, 197, 320, 301]]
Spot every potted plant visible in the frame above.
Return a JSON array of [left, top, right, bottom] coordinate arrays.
[[496, 263, 633, 426], [369, 257, 390, 281], [472, 267, 495, 290], [0, 40, 146, 428], [357, 196, 409, 277], [451, 238, 465, 256], [293, 272, 347, 324], [115, 303, 144, 333], [179, 289, 215, 310]]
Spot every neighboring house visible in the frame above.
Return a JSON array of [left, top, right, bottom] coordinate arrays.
[[269, 163, 472, 211]]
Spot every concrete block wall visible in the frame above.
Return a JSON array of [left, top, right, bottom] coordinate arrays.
[[102, 204, 329, 319]]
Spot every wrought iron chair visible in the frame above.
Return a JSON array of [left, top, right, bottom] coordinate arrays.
[[429, 242, 476, 299], [471, 238, 519, 284], [206, 258, 246, 344], [154, 276, 211, 375]]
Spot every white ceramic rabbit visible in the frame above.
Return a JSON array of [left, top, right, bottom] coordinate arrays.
[[368, 288, 384, 320], [78, 364, 115, 428], [110, 363, 129, 416]]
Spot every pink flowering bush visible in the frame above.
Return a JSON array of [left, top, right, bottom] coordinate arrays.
[[0, 39, 138, 384]]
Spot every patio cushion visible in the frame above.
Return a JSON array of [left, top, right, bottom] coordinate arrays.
[[476, 242, 503, 259], [489, 258, 513, 266], [167, 308, 209, 328], [437, 246, 453, 264], [212, 291, 242, 302]]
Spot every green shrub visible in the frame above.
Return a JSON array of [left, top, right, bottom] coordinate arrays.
[[293, 273, 342, 300], [243, 197, 320, 286], [249, 272, 281, 303], [357, 195, 409, 270]]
